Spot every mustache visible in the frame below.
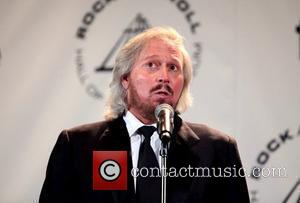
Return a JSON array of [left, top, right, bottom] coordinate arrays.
[[150, 84, 174, 95]]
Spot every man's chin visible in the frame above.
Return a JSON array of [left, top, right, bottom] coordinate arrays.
[[152, 99, 174, 108]]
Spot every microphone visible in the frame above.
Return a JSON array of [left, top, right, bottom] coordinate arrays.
[[155, 103, 174, 144]]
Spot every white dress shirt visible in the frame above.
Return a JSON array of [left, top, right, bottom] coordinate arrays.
[[123, 111, 161, 190]]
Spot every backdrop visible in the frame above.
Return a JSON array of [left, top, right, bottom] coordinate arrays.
[[0, 0, 299, 202]]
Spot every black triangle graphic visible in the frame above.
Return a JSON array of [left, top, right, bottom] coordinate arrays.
[[95, 13, 150, 72]]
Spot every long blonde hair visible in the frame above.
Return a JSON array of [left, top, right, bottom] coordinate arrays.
[[104, 26, 193, 120]]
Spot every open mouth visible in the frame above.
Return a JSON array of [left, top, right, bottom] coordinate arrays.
[[153, 90, 172, 100], [154, 89, 172, 96], [156, 91, 170, 96]]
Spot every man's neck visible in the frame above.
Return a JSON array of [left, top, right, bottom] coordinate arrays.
[[127, 109, 155, 125]]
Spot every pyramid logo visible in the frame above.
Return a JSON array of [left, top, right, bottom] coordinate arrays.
[[95, 13, 150, 72]]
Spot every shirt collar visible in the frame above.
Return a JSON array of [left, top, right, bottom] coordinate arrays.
[[123, 111, 156, 137]]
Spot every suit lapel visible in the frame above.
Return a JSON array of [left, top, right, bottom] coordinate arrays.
[[171, 113, 214, 166], [166, 114, 196, 201], [166, 114, 214, 202], [94, 117, 136, 203]]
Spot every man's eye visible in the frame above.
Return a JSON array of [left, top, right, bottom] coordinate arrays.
[[169, 64, 178, 71], [147, 62, 156, 68]]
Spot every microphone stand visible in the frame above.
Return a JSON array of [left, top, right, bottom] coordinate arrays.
[[159, 135, 170, 203], [155, 103, 174, 203]]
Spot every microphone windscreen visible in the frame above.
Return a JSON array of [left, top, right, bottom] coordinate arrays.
[[154, 103, 174, 119]]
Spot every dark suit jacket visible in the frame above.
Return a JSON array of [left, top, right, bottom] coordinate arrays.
[[40, 115, 250, 203]]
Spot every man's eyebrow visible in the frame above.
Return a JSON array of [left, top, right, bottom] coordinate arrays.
[[142, 55, 182, 63]]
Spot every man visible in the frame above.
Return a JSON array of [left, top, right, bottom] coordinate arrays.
[[40, 26, 250, 202]]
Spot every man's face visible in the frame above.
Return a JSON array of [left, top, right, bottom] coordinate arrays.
[[122, 38, 184, 123]]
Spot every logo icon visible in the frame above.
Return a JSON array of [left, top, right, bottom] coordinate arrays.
[[75, 13, 150, 100], [94, 13, 150, 72], [93, 151, 127, 190], [99, 159, 121, 181]]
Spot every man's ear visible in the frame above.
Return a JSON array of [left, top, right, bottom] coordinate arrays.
[[121, 74, 129, 89]]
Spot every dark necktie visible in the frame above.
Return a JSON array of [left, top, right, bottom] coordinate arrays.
[[136, 126, 161, 203]]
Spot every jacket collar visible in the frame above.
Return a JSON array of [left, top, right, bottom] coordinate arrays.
[[94, 114, 202, 203]]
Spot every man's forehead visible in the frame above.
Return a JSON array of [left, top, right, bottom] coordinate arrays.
[[139, 38, 182, 58], [143, 38, 179, 50]]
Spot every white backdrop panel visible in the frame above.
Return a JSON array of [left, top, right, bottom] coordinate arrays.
[[0, 0, 299, 202]]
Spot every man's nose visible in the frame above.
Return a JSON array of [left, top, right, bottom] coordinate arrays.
[[156, 66, 170, 83]]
